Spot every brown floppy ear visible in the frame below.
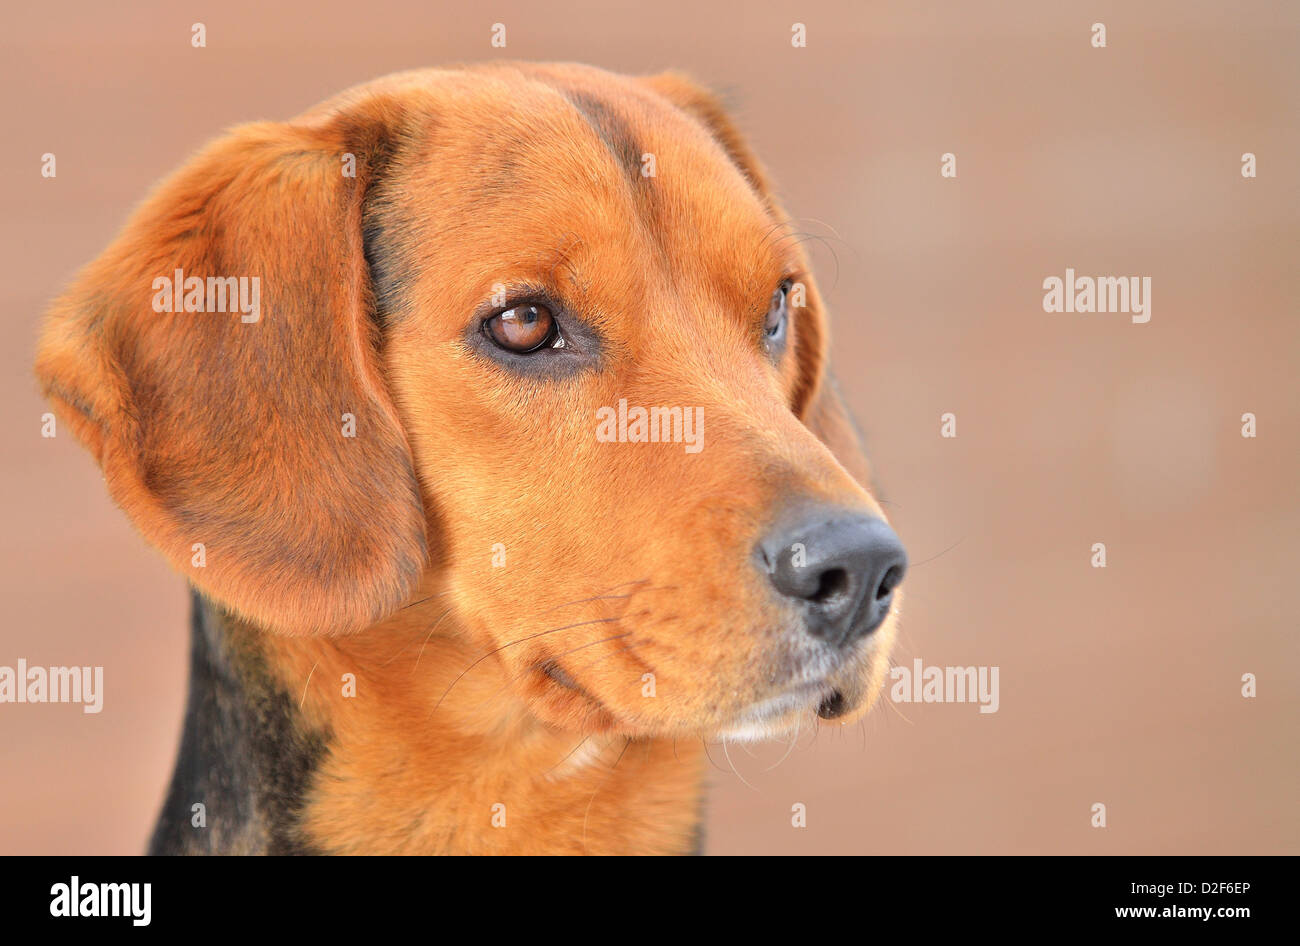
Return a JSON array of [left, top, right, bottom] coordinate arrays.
[[639, 71, 873, 487], [35, 96, 428, 636]]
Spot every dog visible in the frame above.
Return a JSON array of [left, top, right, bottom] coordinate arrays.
[[35, 63, 906, 855]]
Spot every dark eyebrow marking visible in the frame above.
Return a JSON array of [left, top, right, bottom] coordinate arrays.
[[560, 89, 645, 181]]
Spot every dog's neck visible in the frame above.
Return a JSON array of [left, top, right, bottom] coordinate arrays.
[[149, 591, 706, 855]]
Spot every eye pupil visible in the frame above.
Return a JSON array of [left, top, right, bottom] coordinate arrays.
[[486, 303, 556, 353]]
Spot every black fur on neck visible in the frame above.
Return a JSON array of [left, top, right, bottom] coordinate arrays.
[[148, 590, 329, 855]]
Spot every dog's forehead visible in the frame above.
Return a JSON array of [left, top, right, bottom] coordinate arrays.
[[312, 64, 759, 206], [383, 68, 788, 305], [461, 65, 738, 172], [452, 70, 763, 217]]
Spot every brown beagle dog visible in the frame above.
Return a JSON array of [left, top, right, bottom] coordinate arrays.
[[36, 62, 906, 855]]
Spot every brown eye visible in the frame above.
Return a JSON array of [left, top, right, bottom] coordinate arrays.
[[485, 303, 557, 353]]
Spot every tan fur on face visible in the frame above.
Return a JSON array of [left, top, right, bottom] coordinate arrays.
[[37, 63, 900, 854]]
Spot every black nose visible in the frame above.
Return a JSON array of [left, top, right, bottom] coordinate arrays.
[[759, 507, 907, 647]]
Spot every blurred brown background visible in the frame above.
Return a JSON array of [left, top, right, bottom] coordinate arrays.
[[2, 0, 1296, 855]]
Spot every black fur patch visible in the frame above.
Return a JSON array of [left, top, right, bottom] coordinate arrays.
[[148, 591, 329, 855], [562, 89, 645, 181]]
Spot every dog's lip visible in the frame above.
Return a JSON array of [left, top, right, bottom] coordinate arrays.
[[743, 679, 838, 721], [535, 659, 618, 728], [763, 675, 857, 721], [540, 659, 581, 691], [786, 679, 836, 700], [539, 659, 852, 728], [816, 689, 850, 719]]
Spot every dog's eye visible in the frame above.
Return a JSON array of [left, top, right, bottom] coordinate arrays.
[[484, 303, 558, 353], [764, 282, 790, 346]]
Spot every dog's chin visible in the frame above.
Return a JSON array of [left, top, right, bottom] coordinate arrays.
[[716, 681, 879, 743], [712, 682, 836, 743], [713, 639, 894, 741], [526, 621, 896, 740], [529, 673, 850, 743]]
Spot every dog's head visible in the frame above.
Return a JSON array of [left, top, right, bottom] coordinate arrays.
[[36, 63, 905, 740]]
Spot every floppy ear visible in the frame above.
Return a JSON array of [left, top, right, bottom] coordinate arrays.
[[639, 71, 873, 486], [35, 96, 428, 636]]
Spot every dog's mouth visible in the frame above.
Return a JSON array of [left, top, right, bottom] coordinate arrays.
[[533, 633, 874, 736], [708, 679, 842, 741], [533, 658, 624, 732], [540, 659, 582, 692]]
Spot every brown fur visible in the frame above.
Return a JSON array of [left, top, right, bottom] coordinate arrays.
[[36, 63, 899, 855]]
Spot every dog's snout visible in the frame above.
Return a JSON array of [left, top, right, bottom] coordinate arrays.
[[760, 508, 907, 647]]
